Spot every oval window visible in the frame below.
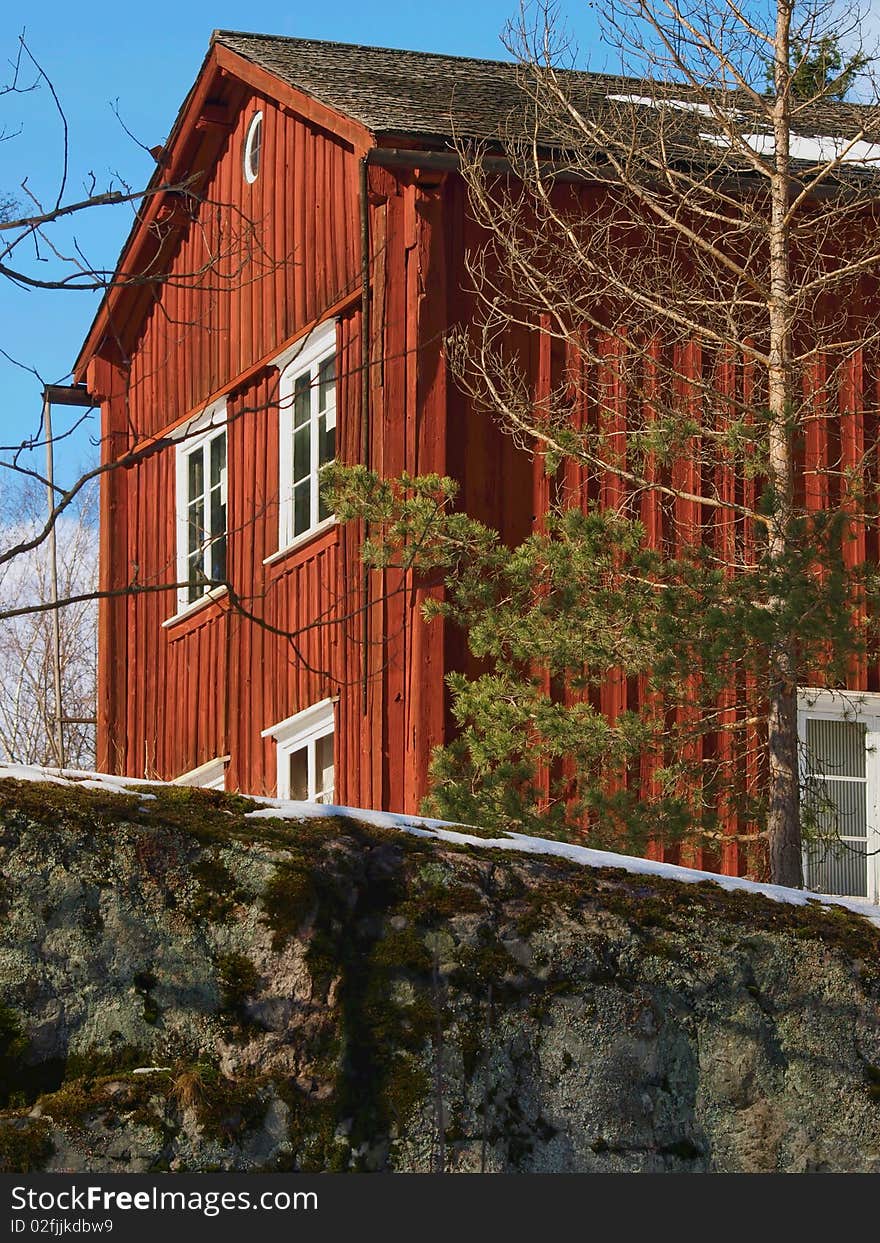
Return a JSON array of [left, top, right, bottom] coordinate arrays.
[[243, 111, 263, 183]]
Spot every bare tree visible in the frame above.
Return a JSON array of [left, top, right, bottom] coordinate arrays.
[[0, 30, 281, 535], [0, 480, 97, 767], [0, 31, 304, 764], [447, 0, 880, 885], [325, 0, 880, 886]]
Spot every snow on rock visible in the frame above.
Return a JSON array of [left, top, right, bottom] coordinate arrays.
[[2, 761, 878, 929], [0, 764, 158, 799]]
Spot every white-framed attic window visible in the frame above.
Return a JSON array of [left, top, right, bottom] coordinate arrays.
[[798, 687, 880, 903], [173, 401, 228, 614], [262, 698, 335, 802], [276, 319, 337, 553], [243, 110, 263, 183]]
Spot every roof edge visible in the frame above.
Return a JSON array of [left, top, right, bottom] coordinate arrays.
[[74, 39, 376, 382]]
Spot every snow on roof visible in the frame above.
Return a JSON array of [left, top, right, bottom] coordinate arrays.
[[606, 93, 719, 119], [2, 762, 878, 929], [604, 93, 880, 167], [700, 129, 880, 165]]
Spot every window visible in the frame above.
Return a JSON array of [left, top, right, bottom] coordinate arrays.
[[262, 699, 335, 803], [277, 320, 337, 550], [174, 405, 227, 613], [174, 756, 229, 790], [243, 111, 263, 184], [798, 688, 880, 902]]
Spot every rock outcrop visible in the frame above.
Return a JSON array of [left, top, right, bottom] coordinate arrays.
[[1, 775, 880, 1173]]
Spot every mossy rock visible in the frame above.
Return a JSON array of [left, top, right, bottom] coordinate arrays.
[[0, 1117, 54, 1172]]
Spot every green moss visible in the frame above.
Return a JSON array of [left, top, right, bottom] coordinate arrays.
[[384, 1055, 430, 1130], [450, 939, 513, 993], [0, 1006, 65, 1109], [276, 1076, 344, 1172], [133, 970, 160, 1026], [7, 772, 880, 1172], [370, 927, 433, 975], [64, 1045, 150, 1082], [262, 864, 318, 950], [0, 1117, 54, 1172], [36, 1072, 168, 1131], [0, 1004, 28, 1107], [196, 1077, 269, 1142], [421, 882, 486, 920], [642, 939, 680, 962], [190, 855, 246, 923], [661, 1137, 702, 1160], [0, 778, 144, 833], [216, 952, 263, 1036]]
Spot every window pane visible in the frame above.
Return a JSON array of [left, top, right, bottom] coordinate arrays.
[[209, 474, 226, 584], [210, 482, 225, 533], [289, 747, 308, 801], [210, 432, 226, 488], [805, 839, 868, 898], [294, 374, 310, 428], [806, 717, 866, 778], [317, 414, 335, 523], [804, 775, 867, 840], [318, 489, 331, 525], [318, 355, 336, 412], [293, 480, 310, 537], [802, 715, 870, 898], [318, 413, 335, 468], [211, 533, 226, 584], [315, 733, 334, 803], [249, 117, 262, 178], [187, 450, 204, 503], [187, 550, 203, 603], [293, 423, 310, 483], [187, 498, 205, 558]]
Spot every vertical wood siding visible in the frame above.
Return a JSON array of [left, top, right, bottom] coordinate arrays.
[[122, 92, 361, 443], [96, 99, 880, 883]]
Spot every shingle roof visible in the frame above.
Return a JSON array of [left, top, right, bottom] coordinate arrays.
[[213, 29, 880, 161], [213, 30, 552, 142]]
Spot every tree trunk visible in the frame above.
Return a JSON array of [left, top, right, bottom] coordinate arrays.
[[765, 0, 803, 887], [767, 650, 803, 886]]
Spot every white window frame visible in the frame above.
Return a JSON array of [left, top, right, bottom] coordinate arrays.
[[173, 755, 229, 790], [243, 110, 263, 184], [797, 687, 880, 903], [262, 698, 336, 802], [275, 319, 337, 555], [172, 401, 228, 616]]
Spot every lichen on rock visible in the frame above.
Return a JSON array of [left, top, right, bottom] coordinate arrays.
[[1, 774, 880, 1172]]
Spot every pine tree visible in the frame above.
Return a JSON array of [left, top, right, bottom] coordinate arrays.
[[329, 0, 880, 885]]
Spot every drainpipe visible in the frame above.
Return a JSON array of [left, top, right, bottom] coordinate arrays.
[[359, 156, 372, 716]]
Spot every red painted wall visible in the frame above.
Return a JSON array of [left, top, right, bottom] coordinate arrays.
[[89, 61, 880, 861]]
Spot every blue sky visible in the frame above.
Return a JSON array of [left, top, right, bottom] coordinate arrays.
[[0, 1, 606, 486]]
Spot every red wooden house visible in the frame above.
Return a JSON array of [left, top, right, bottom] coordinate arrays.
[[73, 31, 880, 901]]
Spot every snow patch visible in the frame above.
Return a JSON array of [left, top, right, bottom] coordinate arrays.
[[0, 764, 158, 799], [606, 93, 718, 118], [2, 763, 878, 929], [602, 95, 880, 167], [700, 130, 880, 165], [244, 800, 880, 929]]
